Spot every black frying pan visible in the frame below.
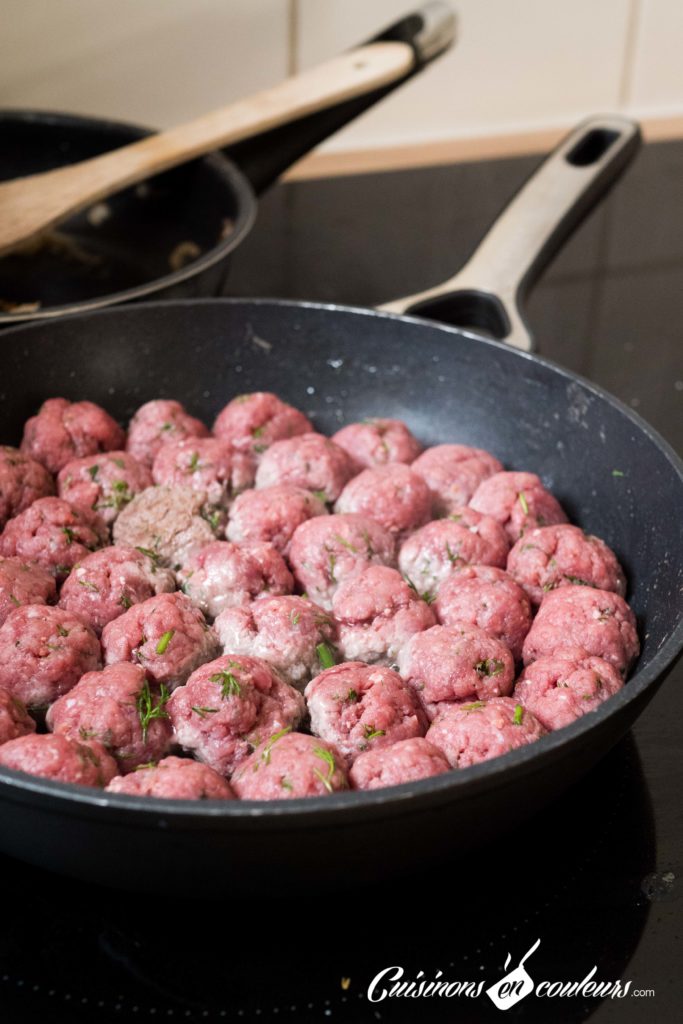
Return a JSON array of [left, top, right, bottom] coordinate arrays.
[[0, 116, 680, 894]]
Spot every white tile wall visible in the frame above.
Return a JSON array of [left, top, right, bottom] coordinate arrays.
[[627, 0, 683, 116]]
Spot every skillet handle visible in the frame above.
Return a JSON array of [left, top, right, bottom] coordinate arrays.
[[380, 115, 641, 351]]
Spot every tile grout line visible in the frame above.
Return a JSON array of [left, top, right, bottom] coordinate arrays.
[[618, 0, 643, 107], [287, 0, 299, 76]]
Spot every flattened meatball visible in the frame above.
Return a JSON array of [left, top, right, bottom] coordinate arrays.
[[232, 730, 348, 800], [0, 733, 117, 787], [0, 688, 36, 745], [57, 451, 152, 526], [335, 464, 432, 538], [514, 646, 623, 731], [152, 437, 253, 515], [213, 392, 312, 457], [507, 524, 627, 605], [113, 486, 217, 569], [47, 663, 173, 771], [0, 605, 101, 709], [0, 557, 56, 626], [288, 513, 396, 610], [126, 399, 209, 467], [178, 541, 293, 619], [398, 510, 509, 600], [411, 444, 503, 516], [332, 419, 422, 472], [226, 485, 328, 555], [426, 697, 546, 769], [0, 497, 108, 580], [332, 565, 435, 665], [214, 595, 337, 691], [168, 655, 305, 777], [432, 565, 532, 661], [469, 471, 567, 542], [0, 446, 55, 528], [522, 585, 639, 675], [21, 397, 125, 474], [305, 663, 427, 764], [255, 433, 354, 502], [349, 737, 450, 791], [106, 756, 234, 799], [101, 592, 219, 691]]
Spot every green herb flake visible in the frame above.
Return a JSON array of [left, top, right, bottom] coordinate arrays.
[[474, 658, 505, 678], [87, 464, 100, 481], [345, 688, 359, 704], [56, 624, 69, 637], [78, 579, 100, 593], [251, 425, 265, 438], [210, 670, 242, 700], [445, 542, 461, 566], [9, 594, 20, 607], [280, 777, 294, 792], [363, 724, 386, 741], [261, 726, 293, 764], [518, 491, 530, 516], [611, 469, 625, 478], [312, 746, 337, 792], [513, 704, 525, 726], [316, 642, 336, 669], [201, 507, 222, 532], [61, 526, 76, 545], [112, 457, 126, 470], [333, 533, 358, 554], [191, 705, 219, 718], [136, 546, 161, 568], [119, 592, 133, 610], [312, 490, 328, 504], [135, 680, 170, 742], [327, 552, 337, 583], [187, 451, 200, 473], [155, 630, 175, 655], [290, 609, 301, 627], [460, 701, 486, 712], [563, 574, 592, 586]]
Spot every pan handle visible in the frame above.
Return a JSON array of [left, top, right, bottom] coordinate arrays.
[[380, 115, 641, 351]]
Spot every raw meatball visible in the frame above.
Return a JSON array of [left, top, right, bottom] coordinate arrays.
[[106, 756, 234, 799], [47, 663, 173, 771], [507, 524, 627, 605], [0, 557, 56, 626], [0, 688, 36, 745], [168, 655, 305, 777], [0, 497, 108, 580], [152, 437, 253, 515], [0, 733, 116, 787], [178, 541, 293, 619], [226, 485, 328, 555], [334, 464, 432, 538], [349, 737, 450, 791], [232, 730, 348, 800], [113, 485, 217, 569], [101, 592, 219, 691], [469, 471, 567, 542], [433, 565, 532, 661], [305, 663, 427, 765], [214, 595, 337, 691], [514, 646, 623, 731], [411, 444, 503, 516], [398, 509, 509, 600], [332, 419, 422, 471], [57, 451, 152, 526], [397, 624, 515, 718], [0, 446, 55, 528], [21, 397, 125, 474], [255, 433, 354, 502], [0, 605, 101, 709], [522, 585, 639, 676], [126, 399, 209, 467], [59, 545, 176, 635], [213, 392, 312, 458], [332, 566, 435, 665], [426, 697, 547, 769], [288, 513, 396, 610]]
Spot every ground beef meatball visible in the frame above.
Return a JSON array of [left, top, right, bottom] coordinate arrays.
[[226, 485, 328, 555], [0, 732, 117, 787], [214, 595, 337, 691], [289, 513, 396, 610], [59, 545, 175, 635], [331, 419, 422, 472], [113, 486, 217, 569], [107, 756, 234, 799], [349, 737, 450, 791], [21, 397, 125, 474], [0, 688, 36, 745], [0, 605, 101, 709], [522, 585, 639, 676], [232, 730, 348, 800], [507, 524, 627, 606], [0, 446, 55, 528], [514, 646, 624, 731], [0, 557, 56, 626], [152, 437, 254, 517], [168, 655, 305, 777], [177, 542, 293, 619], [0, 497, 108, 580], [432, 565, 532, 661], [255, 433, 354, 502], [47, 663, 173, 771], [334, 464, 432, 539], [469, 471, 567, 542], [57, 451, 152, 526], [213, 392, 312, 458], [305, 663, 427, 765], [397, 624, 515, 718], [126, 399, 209, 467], [411, 444, 503, 517], [426, 697, 547, 769], [101, 592, 219, 691], [398, 510, 509, 600], [332, 566, 435, 666]]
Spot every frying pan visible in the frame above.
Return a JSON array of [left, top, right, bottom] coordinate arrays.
[[0, 116, 681, 894]]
